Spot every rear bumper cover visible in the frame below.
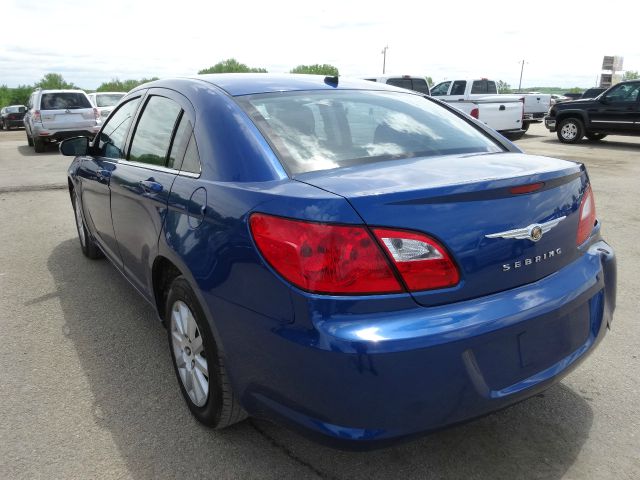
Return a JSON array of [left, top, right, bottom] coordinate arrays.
[[216, 240, 615, 448]]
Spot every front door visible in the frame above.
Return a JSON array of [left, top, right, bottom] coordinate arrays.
[[109, 89, 193, 299], [589, 81, 640, 133], [77, 95, 143, 265]]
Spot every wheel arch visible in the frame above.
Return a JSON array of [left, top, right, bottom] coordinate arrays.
[[152, 256, 183, 323], [555, 110, 588, 126]]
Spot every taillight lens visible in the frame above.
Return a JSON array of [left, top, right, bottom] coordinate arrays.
[[34, 110, 41, 122], [249, 213, 402, 294], [373, 228, 460, 290], [470, 107, 479, 119], [576, 185, 596, 245], [249, 213, 460, 294], [93, 108, 100, 121]]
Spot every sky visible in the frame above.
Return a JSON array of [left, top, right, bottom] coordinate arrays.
[[2, 0, 639, 90]]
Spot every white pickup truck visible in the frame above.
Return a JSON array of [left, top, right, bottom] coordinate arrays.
[[430, 79, 524, 139], [432, 79, 550, 131], [366, 76, 524, 140]]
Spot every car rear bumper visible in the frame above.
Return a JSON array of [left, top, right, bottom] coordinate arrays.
[[214, 239, 615, 449], [32, 125, 100, 141], [4, 118, 24, 127]]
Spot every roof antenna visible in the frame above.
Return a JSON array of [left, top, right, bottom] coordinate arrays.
[[324, 75, 339, 87]]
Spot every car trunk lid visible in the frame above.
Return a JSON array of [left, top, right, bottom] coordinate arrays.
[[296, 152, 587, 306]]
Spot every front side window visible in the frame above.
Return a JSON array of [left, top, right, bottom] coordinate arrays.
[[431, 82, 451, 96], [238, 90, 503, 176], [96, 97, 141, 158], [604, 83, 640, 103], [128, 96, 182, 166]]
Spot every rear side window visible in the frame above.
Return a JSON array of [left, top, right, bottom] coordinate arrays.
[[180, 136, 201, 174], [450, 81, 467, 95], [129, 96, 182, 166], [386, 78, 412, 90], [238, 90, 503, 175], [40, 93, 91, 110], [470, 80, 497, 94], [97, 97, 141, 158]]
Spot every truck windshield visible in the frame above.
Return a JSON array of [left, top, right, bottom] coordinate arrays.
[[237, 90, 503, 176]]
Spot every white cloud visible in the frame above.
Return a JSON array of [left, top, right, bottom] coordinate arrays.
[[2, 0, 639, 89]]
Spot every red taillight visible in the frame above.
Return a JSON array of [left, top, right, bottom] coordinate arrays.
[[34, 110, 41, 122], [576, 185, 596, 245], [249, 213, 402, 294], [510, 182, 544, 194], [373, 228, 460, 291], [470, 107, 479, 119], [249, 213, 460, 294]]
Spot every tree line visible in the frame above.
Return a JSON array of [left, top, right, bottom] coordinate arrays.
[[4, 60, 636, 107]]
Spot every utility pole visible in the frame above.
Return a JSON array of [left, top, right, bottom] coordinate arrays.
[[518, 59, 526, 91], [382, 46, 389, 74]]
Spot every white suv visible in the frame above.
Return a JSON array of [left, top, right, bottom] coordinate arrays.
[[24, 89, 101, 153], [87, 92, 126, 120]]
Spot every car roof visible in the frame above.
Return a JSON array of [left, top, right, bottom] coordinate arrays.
[[92, 91, 126, 95], [37, 89, 88, 94], [161, 74, 420, 97]]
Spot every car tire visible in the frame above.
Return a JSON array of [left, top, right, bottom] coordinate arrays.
[[166, 276, 247, 429], [557, 118, 584, 144], [72, 190, 103, 259], [33, 137, 45, 153], [586, 133, 607, 141], [502, 130, 525, 141], [521, 122, 530, 132], [26, 131, 34, 146]]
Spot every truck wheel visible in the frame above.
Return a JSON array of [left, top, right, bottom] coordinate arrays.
[[586, 133, 607, 141], [557, 118, 584, 144], [33, 137, 45, 153], [26, 131, 34, 146]]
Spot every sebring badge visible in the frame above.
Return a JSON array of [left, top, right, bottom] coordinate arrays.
[[485, 216, 566, 243]]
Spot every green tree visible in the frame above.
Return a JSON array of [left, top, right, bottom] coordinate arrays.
[[96, 77, 159, 92], [0, 84, 32, 106], [623, 70, 639, 81], [425, 76, 434, 86], [497, 80, 512, 93], [567, 87, 583, 93], [198, 58, 267, 74], [290, 64, 339, 76], [35, 73, 76, 89]]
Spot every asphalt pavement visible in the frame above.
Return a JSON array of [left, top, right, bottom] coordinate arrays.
[[0, 125, 638, 479]]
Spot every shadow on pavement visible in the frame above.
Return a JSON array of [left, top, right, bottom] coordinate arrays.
[[17, 144, 59, 156], [48, 238, 594, 480], [540, 138, 640, 152]]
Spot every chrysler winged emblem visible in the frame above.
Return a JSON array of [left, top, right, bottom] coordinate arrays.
[[485, 216, 566, 242]]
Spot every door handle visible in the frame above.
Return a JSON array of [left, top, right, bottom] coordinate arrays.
[[499, 105, 506, 111], [139, 179, 163, 193]]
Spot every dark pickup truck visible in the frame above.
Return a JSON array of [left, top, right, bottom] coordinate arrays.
[[546, 80, 640, 143]]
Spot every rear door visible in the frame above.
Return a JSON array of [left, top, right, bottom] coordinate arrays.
[[40, 92, 96, 130], [109, 88, 193, 298], [589, 82, 640, 132]]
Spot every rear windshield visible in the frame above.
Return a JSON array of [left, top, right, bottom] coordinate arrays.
[[6, 106, 25, 113], [40, 93, 91, 110], [237, 90, 503, 175], [95, 93, 125, 107]]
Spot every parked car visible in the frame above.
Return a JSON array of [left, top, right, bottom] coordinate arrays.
[[24, 89, 101, 152], [87, 92, 126, 120], [580, 87, 607, 99], [0, 105, 27, 130], [545, 80, 640, 143], [364, 75, 431, 95], [61, 74, 616, 449], [431, 79, 525, 138]]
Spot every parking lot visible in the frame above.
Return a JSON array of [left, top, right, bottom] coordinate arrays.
[[0, 124, 638, 479]]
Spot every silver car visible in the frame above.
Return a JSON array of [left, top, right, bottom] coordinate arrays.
[[24, 89, 101, 153], [87, 92, 126, 120]]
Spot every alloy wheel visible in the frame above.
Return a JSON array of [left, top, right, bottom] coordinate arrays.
[[170, 300, 209, 407], [560, 122, 578, 140]]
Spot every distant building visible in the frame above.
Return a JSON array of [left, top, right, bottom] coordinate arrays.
[[600, 56, 623, 88]]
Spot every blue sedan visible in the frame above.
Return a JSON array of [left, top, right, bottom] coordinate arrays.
[[61, 74, 616, 448]]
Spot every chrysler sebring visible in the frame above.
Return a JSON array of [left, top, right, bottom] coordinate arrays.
[[60, 74, 616, 448]]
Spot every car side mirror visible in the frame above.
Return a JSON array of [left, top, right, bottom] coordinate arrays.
[[60, 136, 89, 156]]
